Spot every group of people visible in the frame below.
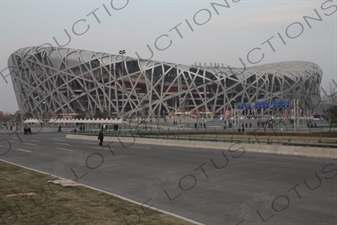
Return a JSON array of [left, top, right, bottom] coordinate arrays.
[[98, 124, 120, 131], [2, 125, 13, 130], [113, 124, 119, 131], [225, 122, 234, 128], [224, 121, 252, 130], [138, 121, 148, 130], [194, 123, 207, 128], [240, 123, 252, 128], [307, 123, 317, 128], [257, 120, 275, 128], [23, 127, 32, 135]]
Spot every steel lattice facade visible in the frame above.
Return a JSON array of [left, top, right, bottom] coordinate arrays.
[[8, 47, 322, 118]]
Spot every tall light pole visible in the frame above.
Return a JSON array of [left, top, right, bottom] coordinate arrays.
[[233, 102, 237, 130], [293, 99, 299, 132], [119, 50, 126, 134]]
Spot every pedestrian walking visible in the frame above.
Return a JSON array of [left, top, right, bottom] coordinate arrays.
[[98, 131, 104, 146]]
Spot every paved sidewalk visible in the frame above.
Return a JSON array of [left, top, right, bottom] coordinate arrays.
[[0, 127, 74, 134]]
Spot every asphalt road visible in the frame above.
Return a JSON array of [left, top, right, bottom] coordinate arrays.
[[0, 131, 336, 225]]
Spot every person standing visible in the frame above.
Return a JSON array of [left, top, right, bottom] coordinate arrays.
[[98, 131, 104, 146]]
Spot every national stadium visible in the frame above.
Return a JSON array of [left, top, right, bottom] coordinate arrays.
[[8, 47, 322, 118]]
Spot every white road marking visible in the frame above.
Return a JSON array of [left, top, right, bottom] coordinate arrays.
[[91, 146, 114, 150], [130, 146, 151, 150], [25, 143, 37, 146], [54, 139, 64, 142], [83, 142, 97, 145], [55, 142, 69, 146], [56, 147, 74, 152], [17, 148, 31, 153]]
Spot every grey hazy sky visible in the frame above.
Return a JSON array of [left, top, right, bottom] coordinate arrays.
[[1, 0, 336, 113]]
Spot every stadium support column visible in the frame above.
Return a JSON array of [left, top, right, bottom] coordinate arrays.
[[234, 103, 237, 130], [293, 99, 296, 132], [119, 50, 126, 134], [297, 99, 300, 132]]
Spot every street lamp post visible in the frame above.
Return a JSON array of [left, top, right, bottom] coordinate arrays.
[[119, 50, 126, 134], [233, 102, 237, 130]]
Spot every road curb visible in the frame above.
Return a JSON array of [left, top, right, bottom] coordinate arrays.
[[67, 134, 337, 159]]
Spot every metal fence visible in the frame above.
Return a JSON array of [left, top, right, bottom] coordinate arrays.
[[72, 127, 337, 148]]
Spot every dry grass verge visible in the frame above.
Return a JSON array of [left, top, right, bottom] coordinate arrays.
[[0, 160, 194, 225]]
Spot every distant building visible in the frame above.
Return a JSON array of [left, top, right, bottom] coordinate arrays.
[[8, 47, 322, 118]]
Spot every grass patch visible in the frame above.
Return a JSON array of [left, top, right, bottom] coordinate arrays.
[[0, 160, 194, 225], [183, 134, 337, 143]]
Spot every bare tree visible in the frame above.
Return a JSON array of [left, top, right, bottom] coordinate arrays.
[[24, 112, 33, 119], [14, 110, 20, 122], [95, 109, 109, 119], [323, 105, 337, 132], [321, 82, 337, 105]]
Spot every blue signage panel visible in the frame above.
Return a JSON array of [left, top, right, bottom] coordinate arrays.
[[262, 101, 269, 109], [245, 103, 251, 110], [255, 102, 261, 109], [281, 100, 290, 108], [237, 103, 244, 110], [273, 100, 281, 108]]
